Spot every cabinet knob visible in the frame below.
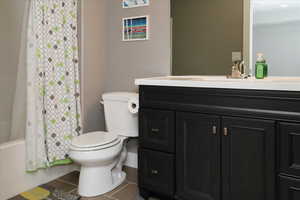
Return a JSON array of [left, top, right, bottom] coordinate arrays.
[[212, 126, 217, 135], [224, 127, 228, 136], [151, 128, 160, 133], [151, 169, 159, 175]]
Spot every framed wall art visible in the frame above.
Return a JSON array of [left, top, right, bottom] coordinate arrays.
[[123, 0, 150, 8], [123, 16, 149, 41]]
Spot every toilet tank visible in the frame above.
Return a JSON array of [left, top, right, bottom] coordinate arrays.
[[102, 92, 139, 137]]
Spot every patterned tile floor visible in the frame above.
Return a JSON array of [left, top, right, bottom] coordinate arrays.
[[10, 167, 149, 200]]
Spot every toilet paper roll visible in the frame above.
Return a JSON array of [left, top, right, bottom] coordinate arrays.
[[128, 97, 139, 114]]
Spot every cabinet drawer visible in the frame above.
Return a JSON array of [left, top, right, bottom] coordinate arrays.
[[279, 122, 300, 177], [278, 175, 300, 200], [139, 109, 175, 153], [138, 149, 174, 196]]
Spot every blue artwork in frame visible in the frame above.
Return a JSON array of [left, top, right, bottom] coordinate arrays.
[[123, 16, 149, 41], [123, 0, 150, 8]]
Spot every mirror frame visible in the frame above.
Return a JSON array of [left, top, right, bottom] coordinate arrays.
[[243, 0, 252, 75]]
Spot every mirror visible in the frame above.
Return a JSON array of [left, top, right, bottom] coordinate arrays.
[[171, 0, 244, 75], [171, 0, 300, 77], [249, 0, 300, 76]]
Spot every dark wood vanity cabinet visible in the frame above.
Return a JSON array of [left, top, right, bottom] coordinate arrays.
[[279, 122, 300, 177], [222, 117, 275, 200], [139, 109, 175, 153], [279, 175, 300, 200], [176, 114, 275, 200], [138, 149, 175, 196], [138, 86, 300, 200], [278, 122, 300, 200], [176, 112, 220, 200]]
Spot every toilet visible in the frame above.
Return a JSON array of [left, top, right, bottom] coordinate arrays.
[[69, 92, 139, 197]]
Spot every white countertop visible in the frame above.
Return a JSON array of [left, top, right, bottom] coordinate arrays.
[[135, 76, 300, 91]]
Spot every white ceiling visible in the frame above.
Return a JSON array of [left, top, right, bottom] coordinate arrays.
[[252, 0, 300, 25]]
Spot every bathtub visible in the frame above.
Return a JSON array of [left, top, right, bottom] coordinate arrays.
[[0, 139, 78, 199]]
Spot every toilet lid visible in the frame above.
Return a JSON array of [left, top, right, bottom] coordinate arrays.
[[71, 131, 119, 148]]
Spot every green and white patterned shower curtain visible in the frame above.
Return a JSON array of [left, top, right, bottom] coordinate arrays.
[[26, 0, 82, 172]]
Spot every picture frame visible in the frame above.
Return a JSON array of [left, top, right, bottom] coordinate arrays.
[[122, 15, 149, 41], [123, 0, 150, 8]]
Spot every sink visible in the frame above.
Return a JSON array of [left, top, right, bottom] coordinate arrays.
[[155, 76, 204, 81], [154, 76, 300, 82], [155, 76, 244, 82]]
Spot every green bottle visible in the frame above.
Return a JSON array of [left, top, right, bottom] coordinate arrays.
[[255, 53, 267, 79], [264, 62, 268, 77]]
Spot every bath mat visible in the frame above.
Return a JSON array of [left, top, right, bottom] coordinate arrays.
[[46, 189, 81, 200], [19, 188, 80, 200], [20, 187, 50, 200]]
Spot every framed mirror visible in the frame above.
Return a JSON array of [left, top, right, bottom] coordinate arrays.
[[171, 0, 244, 76], [172, 0, 300, 77]]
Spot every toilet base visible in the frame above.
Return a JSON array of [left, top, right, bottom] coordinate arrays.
[[78, 165, 126, 197]]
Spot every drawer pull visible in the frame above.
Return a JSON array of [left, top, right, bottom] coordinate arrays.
[[151, 169, 159, 175], [212, 126, 217, 135], [224, 127, 228, 136], [151, 128, 160, 133]]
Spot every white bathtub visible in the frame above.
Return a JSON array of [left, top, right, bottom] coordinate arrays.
[[0, 139, 78, 199]]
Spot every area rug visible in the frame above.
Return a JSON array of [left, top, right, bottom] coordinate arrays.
[[20, 188, 80, 200]]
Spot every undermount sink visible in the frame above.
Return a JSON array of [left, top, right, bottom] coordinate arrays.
[[156, 76, 204, 81], [154, 76, 300, 82], [155, 76, 228, 81]]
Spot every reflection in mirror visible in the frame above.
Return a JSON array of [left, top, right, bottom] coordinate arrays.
[[252, 0, 300, 76], [171, 0, 244, 76]]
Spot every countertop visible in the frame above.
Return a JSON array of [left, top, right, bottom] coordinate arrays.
[[135, 76, 300, 91]]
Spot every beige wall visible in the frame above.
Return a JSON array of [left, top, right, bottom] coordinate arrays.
[[82, 0, 171, 132], [106, 0, 171, 159], [105, 0, 171, 92], [82, 0, 171, 161], [0, 0, 25, 142], [81, 0, 108, 133]]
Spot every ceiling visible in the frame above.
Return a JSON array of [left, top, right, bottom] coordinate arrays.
[[252, 0, 300, 25]]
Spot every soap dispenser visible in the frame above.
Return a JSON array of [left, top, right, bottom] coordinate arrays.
[[255, 53, 268, 79]]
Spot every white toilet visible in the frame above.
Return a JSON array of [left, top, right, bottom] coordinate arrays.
[[69, 92, 139, 197]]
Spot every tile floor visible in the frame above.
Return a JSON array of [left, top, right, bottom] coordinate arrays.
[[10, 167, 150, 200]]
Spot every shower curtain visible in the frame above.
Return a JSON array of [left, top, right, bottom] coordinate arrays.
[[26, 0, 82, 172]]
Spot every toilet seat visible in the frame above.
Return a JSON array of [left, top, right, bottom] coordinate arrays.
[[70, 131, 121, 151]]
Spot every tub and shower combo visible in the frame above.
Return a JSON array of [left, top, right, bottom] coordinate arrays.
[[0, 0, 81, 199]]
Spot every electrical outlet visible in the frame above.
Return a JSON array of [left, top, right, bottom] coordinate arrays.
[[232, 52, 242, 62]]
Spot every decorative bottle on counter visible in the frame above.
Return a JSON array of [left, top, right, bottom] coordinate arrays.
[[255, 53, 268, 79]]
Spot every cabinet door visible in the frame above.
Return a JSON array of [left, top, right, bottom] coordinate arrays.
[[140, 109, 175, 153], [278, 175, 300, 200], [138, 149, 174, 197], [222, 117, 275, 200], [279, 122, 300, 177], [176, 112, 220, 200]]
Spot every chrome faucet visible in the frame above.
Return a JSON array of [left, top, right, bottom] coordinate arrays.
[[229, 60, 247, 79]]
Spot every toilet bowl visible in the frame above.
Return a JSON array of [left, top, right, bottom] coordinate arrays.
[[69, 92, 138, 197]]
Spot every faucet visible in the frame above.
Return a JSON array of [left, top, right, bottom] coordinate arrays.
[[229, 60, 247, 79]]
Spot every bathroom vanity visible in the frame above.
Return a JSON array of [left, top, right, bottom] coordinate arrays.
[[136, 76, 300, 200]]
